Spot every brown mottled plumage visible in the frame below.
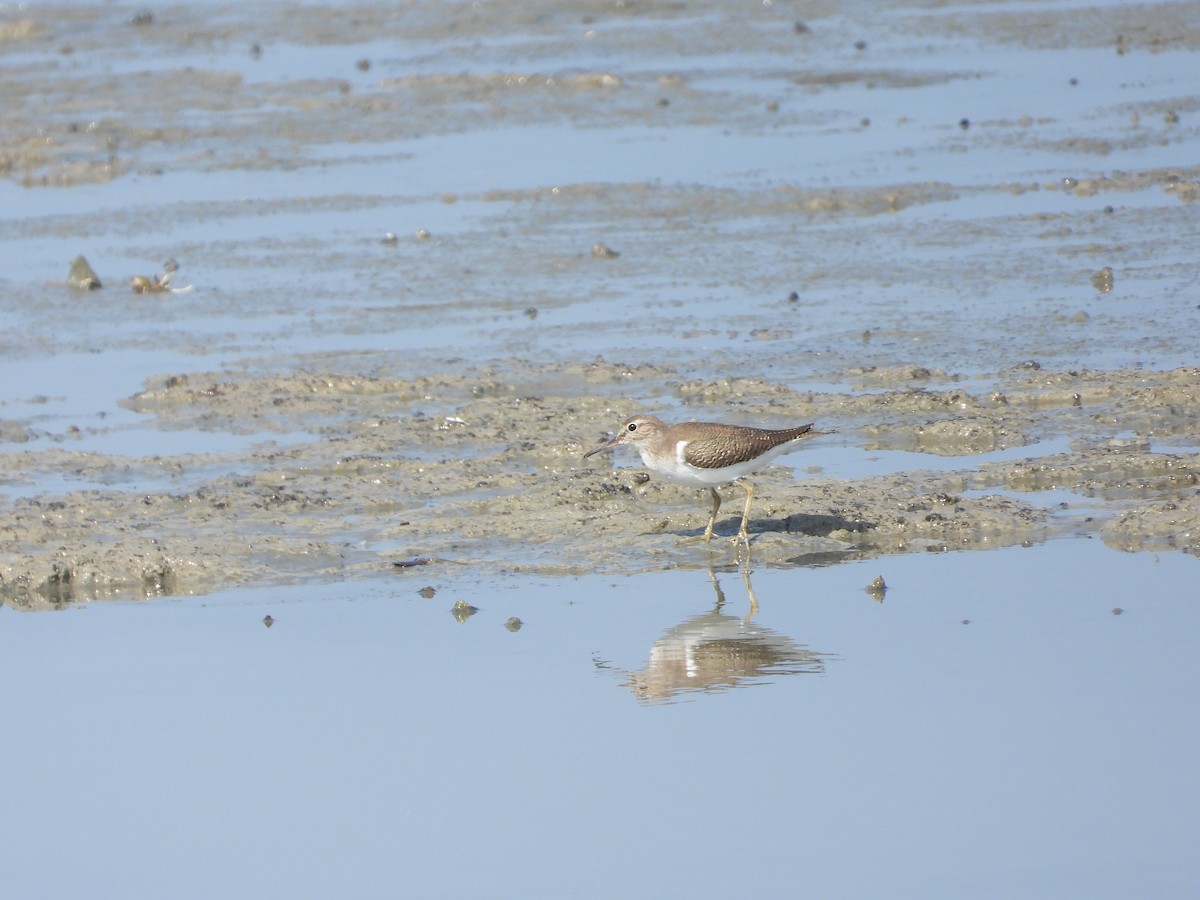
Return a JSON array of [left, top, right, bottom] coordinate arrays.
[[675, 422, 817, 470], [583, 415, 827, 547]]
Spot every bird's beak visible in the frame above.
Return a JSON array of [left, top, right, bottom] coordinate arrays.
[[583, 434, 622, 459]]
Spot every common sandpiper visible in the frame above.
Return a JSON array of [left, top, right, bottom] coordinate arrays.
[[584, 414, 826, 547]]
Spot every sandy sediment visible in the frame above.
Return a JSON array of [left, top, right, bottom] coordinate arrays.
[[2, 361, 1196, 607], [2, 1, 1199, 606]]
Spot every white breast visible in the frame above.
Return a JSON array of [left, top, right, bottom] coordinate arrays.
[[635, 438, 800, 487]]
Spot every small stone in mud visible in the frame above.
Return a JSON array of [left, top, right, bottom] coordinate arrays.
[[67, 256, 101, 290], [1091, 267, 1114, 293], [592, 242, 619, 258], [418, 585, 436, 599], [504, 616, 523, 632], [393, 557, 431, 568], [262, 615, 275, 628], [865, 575, 887, 602], [451, 599, 479, 622]]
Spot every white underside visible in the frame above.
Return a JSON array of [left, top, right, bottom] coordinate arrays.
[[635, 438, 803, 487]]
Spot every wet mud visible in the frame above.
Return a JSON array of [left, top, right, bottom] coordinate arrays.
[[2, 1, 1199, 606], [3, 359, 1198, 606]]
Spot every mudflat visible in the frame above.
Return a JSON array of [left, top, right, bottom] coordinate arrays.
[[1, 0, 1198, 605]]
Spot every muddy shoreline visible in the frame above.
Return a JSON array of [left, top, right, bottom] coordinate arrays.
[[2, 1, 1199, 606], [2, 359, 1196, 607]]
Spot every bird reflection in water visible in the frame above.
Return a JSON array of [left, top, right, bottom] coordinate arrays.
[[597, 567, 833, 703]]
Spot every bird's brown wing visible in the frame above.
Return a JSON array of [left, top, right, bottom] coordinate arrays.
[[680, 423, 815, 470]]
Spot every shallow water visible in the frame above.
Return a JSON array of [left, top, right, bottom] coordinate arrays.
[[2, 0, 1199, 894], [2, 540, 1197, 897]]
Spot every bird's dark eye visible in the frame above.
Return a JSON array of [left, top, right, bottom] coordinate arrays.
[[627, 422, 638, 432]]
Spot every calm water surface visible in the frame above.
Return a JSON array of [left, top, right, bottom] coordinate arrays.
[[2, 539, 1196, 898]]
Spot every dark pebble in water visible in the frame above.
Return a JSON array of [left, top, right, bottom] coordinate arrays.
[[865, 575, 887, 601], [262, 615, 275, 628], [451, 599, 479, 622]]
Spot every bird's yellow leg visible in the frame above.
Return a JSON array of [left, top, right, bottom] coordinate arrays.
[[679, 487, 722, 545], [705, 487, 722, 541], [732, 480, 755, 548]]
